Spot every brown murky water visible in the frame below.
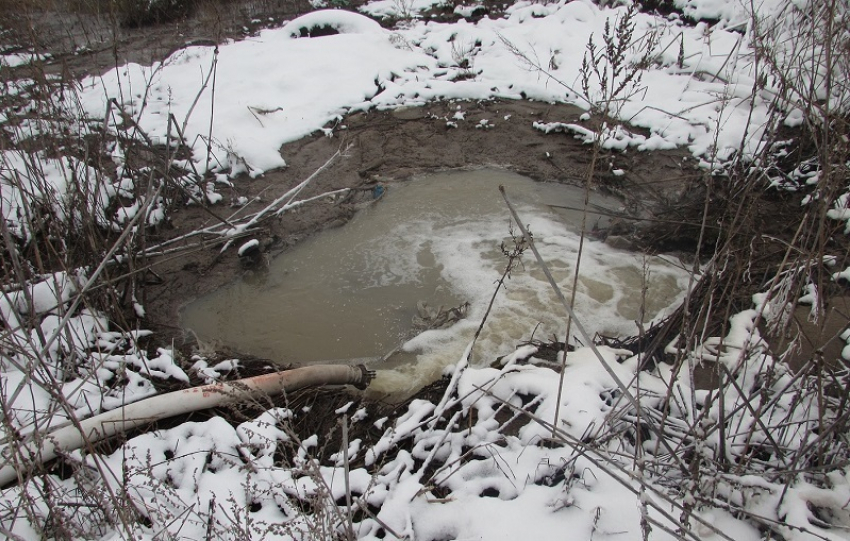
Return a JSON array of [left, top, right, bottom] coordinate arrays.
[[182, 169, 689, 396]]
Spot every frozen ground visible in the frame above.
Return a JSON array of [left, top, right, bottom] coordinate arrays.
[[1, 0, 850, 539]]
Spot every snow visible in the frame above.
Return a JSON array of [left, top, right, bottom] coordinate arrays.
[[827, 193, 850, 233], [0, 151, 111, 239], [191, 357, 240, 381], [281, 9, 386, 36], [360, 0, 445, 19], [0, 52, 47, 68], [533, 120, 680, 151], [7, 271, 80, 316], [132, 347, 190, 382], [78, 19, 426, 175], [833, 265, 850, 284], [238, 238, 260, 256]]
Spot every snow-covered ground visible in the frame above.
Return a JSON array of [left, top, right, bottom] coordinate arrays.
[[2, 0, 850, 538], [77, 0, 787, 174]]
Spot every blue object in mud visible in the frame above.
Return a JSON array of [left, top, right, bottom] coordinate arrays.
[[372, 185, 385, 199]]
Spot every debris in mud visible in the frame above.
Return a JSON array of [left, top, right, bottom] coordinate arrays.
[[412, 301, 470, 330]]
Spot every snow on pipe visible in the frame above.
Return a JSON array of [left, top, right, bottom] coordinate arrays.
[[0, 364, 375, 488]]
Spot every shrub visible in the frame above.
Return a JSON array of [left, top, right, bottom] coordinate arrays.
[[119, 0, 194, 27]]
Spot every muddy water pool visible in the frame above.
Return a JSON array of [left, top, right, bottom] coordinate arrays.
[[182, 169, 691, 398]]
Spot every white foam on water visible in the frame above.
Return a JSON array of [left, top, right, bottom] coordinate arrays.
[[371, 173, 690, 396]]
